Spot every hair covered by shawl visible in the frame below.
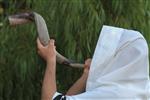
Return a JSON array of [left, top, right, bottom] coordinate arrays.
[[53, 26, 149, 100]]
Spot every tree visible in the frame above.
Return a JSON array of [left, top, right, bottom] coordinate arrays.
[[0, 0, 149, 100]]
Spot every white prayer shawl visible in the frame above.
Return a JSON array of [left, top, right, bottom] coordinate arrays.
[[53, 25, 150, 100]]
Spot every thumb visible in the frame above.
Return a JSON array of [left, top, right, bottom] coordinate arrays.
[[37, 38, 44, 49]]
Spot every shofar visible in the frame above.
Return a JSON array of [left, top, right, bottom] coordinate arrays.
[[8, 12, 84, 68]]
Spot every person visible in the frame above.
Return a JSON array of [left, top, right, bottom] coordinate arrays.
[[37, 38, 91, 100], [37, 25, 149, 100]]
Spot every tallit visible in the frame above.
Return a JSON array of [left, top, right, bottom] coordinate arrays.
[[53, 25, 150, 100]]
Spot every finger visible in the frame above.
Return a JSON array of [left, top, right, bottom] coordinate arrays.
[[49, 39, 55, 45], [37, 38, 44, 49], [84, 63, 88, 68], [84, 58, 92, 67], [85, 58, 92, 63]]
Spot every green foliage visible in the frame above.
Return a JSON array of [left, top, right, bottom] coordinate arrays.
[[0, 0, 150, 99]]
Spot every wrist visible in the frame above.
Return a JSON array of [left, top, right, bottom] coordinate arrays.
[[82, 71, 89, 77], [47, 56, 56, 63], [46, 61, 56, 76], [83, 69, 89, 74], [47, 57, 56, 69]]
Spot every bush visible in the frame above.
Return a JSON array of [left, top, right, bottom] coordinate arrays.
[[0, 0, 150, 100]]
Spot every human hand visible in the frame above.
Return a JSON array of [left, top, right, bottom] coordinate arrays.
[[37, 38, 56, 63], [83, 58, 92, 74]]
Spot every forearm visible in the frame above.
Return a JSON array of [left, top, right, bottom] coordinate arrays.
[[66, 72, 88, 96], [41, 59, 56, 100]]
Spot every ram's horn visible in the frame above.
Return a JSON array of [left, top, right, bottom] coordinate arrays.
[[8, 12, 84, 68], [8, 12, 34, 25]]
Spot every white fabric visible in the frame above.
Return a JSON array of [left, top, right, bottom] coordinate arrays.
[[53, 25, 150, 100], [52, 92, 62, 99], [148, 82, 150, 100]]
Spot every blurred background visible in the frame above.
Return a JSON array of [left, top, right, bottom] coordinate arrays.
[[0, 0, 150, 100]]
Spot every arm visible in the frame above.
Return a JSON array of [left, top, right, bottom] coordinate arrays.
[[66, 71, 88, 96], [37, 37, 92, 99], [37, 38, 56, 100], [41, 60, 56, 100], [66, 59, 91, 96]]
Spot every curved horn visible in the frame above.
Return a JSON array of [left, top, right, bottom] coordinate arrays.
[[8, 12, 84, 68], [8, 12, 34, 25]]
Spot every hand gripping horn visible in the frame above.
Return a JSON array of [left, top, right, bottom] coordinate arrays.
[[8, 12, 84, 68]]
